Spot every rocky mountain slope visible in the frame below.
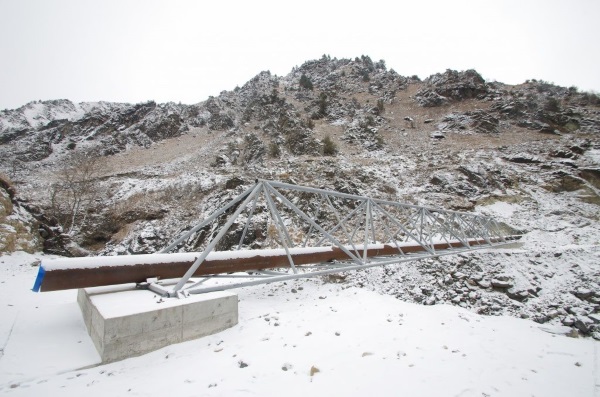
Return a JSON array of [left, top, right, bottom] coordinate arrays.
[[1, 55, 599, 337]]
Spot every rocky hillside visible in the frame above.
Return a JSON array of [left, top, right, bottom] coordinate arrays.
[[1, 55, 599, 338]]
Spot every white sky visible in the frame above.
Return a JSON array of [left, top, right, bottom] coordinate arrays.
[[1, 0, 599, 110]]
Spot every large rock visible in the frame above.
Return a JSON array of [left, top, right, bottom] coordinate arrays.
[[503, 153, 542, 164], [491, 278, 513, 289], [574, 316, 594, 334]]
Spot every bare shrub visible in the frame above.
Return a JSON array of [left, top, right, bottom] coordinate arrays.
[[322, 135, 338, 156], [49, 151, 102, 234]]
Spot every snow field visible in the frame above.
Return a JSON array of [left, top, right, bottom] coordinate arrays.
[[0, 251, 598, 396]]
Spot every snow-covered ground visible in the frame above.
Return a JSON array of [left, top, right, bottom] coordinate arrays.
[[0, 251, 598, 396]]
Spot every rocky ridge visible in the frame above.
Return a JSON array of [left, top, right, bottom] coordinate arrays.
[[1, 55, 599, 338]]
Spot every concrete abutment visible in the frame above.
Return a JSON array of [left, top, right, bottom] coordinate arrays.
[[77, 285, 238, 363]]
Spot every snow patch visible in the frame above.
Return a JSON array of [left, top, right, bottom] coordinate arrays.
[[476, 201, 521, 218]]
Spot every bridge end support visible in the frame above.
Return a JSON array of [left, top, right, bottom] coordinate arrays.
[[77, 285, 238, 363]]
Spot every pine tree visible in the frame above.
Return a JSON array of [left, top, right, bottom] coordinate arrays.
[[299, 74, 313, 90]]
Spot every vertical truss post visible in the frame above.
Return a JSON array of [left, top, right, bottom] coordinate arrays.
[[422, 209, 435, 254], [430, 211, 469, 248], [488, 219, 506, 242], [363, 199, 371, 262], [369, 200, 377, 245], [371, 201, 435, 255], [377, 209, 405, 254]]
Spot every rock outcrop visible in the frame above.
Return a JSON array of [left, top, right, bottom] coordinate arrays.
[[415, 69, 489, 107]]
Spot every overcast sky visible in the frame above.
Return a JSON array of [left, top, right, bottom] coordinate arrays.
[[1, 0, 599, 110]]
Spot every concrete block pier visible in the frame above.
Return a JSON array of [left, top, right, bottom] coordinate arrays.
[[77, 285, 238, 363]]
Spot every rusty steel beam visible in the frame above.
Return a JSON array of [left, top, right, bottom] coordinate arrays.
[[32, 237, 516, 293]]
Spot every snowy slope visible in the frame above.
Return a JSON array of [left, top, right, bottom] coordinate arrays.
[[0, 100, 84, 133], [0, 251, 598, 396]]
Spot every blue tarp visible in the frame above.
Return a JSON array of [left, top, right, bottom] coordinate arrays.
[[32, 266, 45, 292]]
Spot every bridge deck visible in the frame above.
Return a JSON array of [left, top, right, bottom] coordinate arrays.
[[33, 238, 518, 293]]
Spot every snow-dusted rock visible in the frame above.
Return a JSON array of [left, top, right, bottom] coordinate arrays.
[[573, 316, 594, 334], [491, 278, 513, 289]]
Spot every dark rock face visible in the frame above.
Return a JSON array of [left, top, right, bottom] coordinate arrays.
[[492, 100, 530, 119], [0, 176, 43, 253], [284, 127, 319, 155], [579, 168, 600, 189], [13, 135, 53, 161], [415, 69, 489, 107], [15, 202, 78, 256], [205, 97, 235, 131]]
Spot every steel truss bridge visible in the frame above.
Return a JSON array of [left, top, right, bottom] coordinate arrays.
[[33, 179, 520, 297]]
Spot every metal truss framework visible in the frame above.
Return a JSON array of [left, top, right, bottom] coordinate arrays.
[[151, 179, 518, 297]]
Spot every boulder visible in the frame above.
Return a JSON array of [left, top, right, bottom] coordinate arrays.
[[476, 279, 491, 289], [506, 288, 530, 301], [574, 316, 594, 334], [503, 153, 542, 164], [491, 278, 513, 289], [561, 315, 575, 326], [573, 288, 594, 300]]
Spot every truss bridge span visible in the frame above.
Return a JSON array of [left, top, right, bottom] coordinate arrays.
[[33, 180, 520, 297]]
